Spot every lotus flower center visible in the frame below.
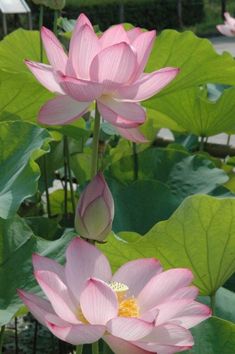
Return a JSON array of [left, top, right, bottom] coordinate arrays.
[[108, 281, 140, 318]]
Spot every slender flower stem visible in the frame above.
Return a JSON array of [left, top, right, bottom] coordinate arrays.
[[53, 10, 59, 36], [92, 341, 99, 354], [102, 341, 110, 354], [0, 325, 5, 353], [39, 5, 44, 62], [199, 136, 205, 152], [210, 292, 216, 315], [64, 136, 76, 214], [76, 344, 83, 354], [42, 155, 52, 218], [38, 4, 52, 218], [91, 103, 101, 179], [32, 321, 38, 354], [15, 317, 19, 354], [132, 142, 139, 181]]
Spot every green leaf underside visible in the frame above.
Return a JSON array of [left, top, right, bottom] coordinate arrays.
[[0, 121, 51, 219], [0, 216, 75, 326]]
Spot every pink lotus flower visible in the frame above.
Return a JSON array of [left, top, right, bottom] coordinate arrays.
[[18, 238, 211, 353], [75, 172, 114, 242], [25, 14, 179, 143], [217, 12, 235, 37]]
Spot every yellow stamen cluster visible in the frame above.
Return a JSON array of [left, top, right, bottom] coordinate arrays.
[[108, 281, 140, 318], [118, 297, 140, 318]]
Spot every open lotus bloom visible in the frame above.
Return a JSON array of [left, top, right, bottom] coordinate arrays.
[[217, 12, 235, 37], [25, 13, 179, 143], [18, 238, 211, 353], [75, 172, 114, 242]]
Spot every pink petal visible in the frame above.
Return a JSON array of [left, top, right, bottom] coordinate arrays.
[[135, 323, 194, 348], [138, 269, 194, 313], [115, 126, 149, 143], [154, 299, 195, 326], [170, 301, 211, 329], [97, 98, 145, 128], [25, 60, 64, 94], [127, 28, 143, 43], [103, 334, 151, 354], [79, 172, 106, 215], [167, 286, 199, 302], [58, 74, 103, 101], [107, 317, 154, 341], [90, 42, 137, 89], [70, 13, 93, 46], [32, 254, 65, 283], [116, 67, 180, 102], [135, 343, 192, 354], [216, 24, 235, 37], [17, 290, 55, 326], [99, 24, 129, 49], [41, 27, 68, 73], [35, 270, 79, 324], [67, 24, 100, 79], [46, 317, 105, 345], [132, 30, 156, 79], [112, 258, 162, 297], [65, 238, 112, 302], [224, 12, 235, 26], [38, 95, 90, 125], [80, 278, 118, 325]]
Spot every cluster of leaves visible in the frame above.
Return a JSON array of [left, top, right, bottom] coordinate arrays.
[[0, 19, 235, 353]]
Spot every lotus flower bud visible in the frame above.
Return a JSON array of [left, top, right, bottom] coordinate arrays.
[[75, 173, 114, 242]]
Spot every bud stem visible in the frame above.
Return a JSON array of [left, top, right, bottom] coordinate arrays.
[[0, 325, 5, 353], [76, 344, 83, 354], [92, 341, 99, 354], [91, 103, 101, 179]]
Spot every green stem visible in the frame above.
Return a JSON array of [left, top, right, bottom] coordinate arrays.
[[92, 341, 99, 354], [76, 344, 83, 354], [64, 136, 76, 215], [43, 155, 51, 218], [53, 10, 59, 36], [39, 5, 44, 62], [0, 325, 5, 353], [38, 5, 52, 218], [226, 134, 231, 145], [102, 341, 110, 354], [199, 136, 205, 152], [210, 292, 216, 315], [132, 142, 139, 181], [91, 104, 101, 179]]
